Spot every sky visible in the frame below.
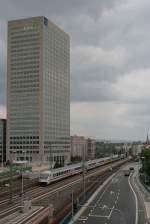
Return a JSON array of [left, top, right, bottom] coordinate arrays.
[[0, 0, 150, 141]]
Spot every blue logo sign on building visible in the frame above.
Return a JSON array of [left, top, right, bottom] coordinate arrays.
[[44, 17, 48, 26]]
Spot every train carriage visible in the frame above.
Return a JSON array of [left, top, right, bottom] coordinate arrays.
[[39, 155, 120, 185]]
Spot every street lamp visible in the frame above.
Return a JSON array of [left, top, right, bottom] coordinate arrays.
[[21, 167, 24, 211], [71, 189, 74, 221], [82, 143, 86, 202], [49, 143, 53, 170], [1, 126, 3, 169], [21, 150, 27, 211], [9, 155, 13, 204], [22, 150, 27, 168]]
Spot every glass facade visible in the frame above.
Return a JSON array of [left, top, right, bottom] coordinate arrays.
[[43, 20, 70, 164], [7, 17, 70, 164]]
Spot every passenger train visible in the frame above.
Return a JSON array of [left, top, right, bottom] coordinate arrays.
[[39, 155, 123, 185]]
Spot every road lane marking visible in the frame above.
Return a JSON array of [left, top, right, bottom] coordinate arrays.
[[78, 216, 88, 221], [128, 174, 138, 224], [90, 179, 113, 214], [89, 214, 109, 218], [108, 205, 114, 219], [69, 171, 122, 224], [102, 205, 108, 210]]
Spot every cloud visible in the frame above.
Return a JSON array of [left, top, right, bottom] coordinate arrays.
[[0, 0, 150, 140], [115, 68, 150, 103], [71, 101, 150, 141]]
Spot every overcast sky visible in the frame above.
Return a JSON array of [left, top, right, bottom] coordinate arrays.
[[0, 0, 150, 141]]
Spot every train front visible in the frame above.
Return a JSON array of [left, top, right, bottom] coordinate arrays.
[[39, 171, 52, 185]]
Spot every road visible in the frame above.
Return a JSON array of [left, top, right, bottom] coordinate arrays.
[[73, 163, 147, 224], [0, 159, 128, 223]]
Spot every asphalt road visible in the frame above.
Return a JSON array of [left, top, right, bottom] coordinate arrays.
[[73, 163, 146, 224]]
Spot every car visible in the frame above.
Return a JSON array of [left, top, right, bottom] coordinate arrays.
[[124, 170, 130, 176], [129, 167, 134, 171]]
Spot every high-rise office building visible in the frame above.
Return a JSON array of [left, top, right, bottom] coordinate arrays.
[[7, 16, 70, 165]]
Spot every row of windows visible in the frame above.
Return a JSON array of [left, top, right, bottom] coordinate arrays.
[[10, 121, 39, 126], [10, 131, 39, 135], [10, 47, 40, 53], [10, 119, 39, 124], [10, 149, 39, 153], [10, 136, 39, 140], [11, 70, 39, 75], [10, 88, 39, 93], [10, 80, 39, 85], [10, 38, 39, 45], [10, 44, 40, 50], [10, 33, 40, 40], [44, 149, 70, 154], [10, 117, 39, 122], [44, 141, 70, 145], [9, 137, 69, 142], [9, 127, 39, 131], [10, 99, 39, 103], [10, 83, 39, 88], [11, 56, 39, 62], [11, 51, 39, 57], [10, 35, 39, 46], [10, 141, 39, 144], [10, 146, 39, 149], [10, 65, 39, 70], [11, 61, 39, 67], [9, 98, 39, 104], [9, 25, 40, 32], [10, 71, 39, 77], [53, 169, 71, 177], [10, 100, 39, 105]]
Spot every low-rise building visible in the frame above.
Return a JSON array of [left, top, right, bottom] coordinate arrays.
[[71, 135, 87, 160], [131, 144, 143, 156], [87, 138, 96, 160], [71, 135, 97, 161]]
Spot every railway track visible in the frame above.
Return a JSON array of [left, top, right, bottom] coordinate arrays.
[[0, 178, 38, 199], [0, 158, 129, 222]]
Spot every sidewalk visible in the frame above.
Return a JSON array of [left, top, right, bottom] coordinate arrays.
[[134, 170, 150, 222]]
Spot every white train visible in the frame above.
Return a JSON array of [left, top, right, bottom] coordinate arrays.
[[39, 155, 120, 185]]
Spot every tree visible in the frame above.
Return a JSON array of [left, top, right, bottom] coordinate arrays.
[[141, 149, 150, 176]]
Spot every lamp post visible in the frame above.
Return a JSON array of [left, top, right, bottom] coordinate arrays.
[[21, 166, 24, 211], [1, 125, 3, 169], [22, 150, 27, 168], [9, 160, 13, 204], [28, 149, 30, 166], [8, 149, 17, 204], [71, 189, 74, 221], [49, 143, 52, 170], [82, 143, 86, 202], [21, 150, 27, 210]]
